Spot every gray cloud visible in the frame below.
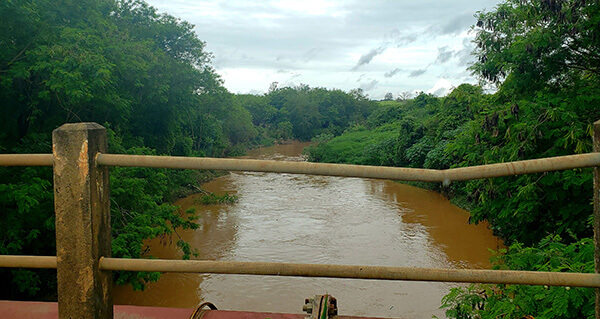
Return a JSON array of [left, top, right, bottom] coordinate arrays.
[[359, 79, 379, 91], [435, 46, 454, 64], [386, 29, 418, 48], [425, 11, 477, 38], [352, 47, 385, 71], [351, 28, 420, 72], [434, 39, 476, 66], [302, 48, 322, 62], [456, 38, 476, 66], [441, 11, 474, 35], [145, 0, 503, 98], [409, 69, 427, 78], [277, 48, 324, 64], [384, 68, 402, 78]]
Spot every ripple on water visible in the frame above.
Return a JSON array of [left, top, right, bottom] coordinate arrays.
[[113, 142, 502, 319]]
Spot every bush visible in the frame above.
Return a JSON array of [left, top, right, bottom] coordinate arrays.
[[441, 236, 594, 319]]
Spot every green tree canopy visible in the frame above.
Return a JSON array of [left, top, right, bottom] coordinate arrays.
[[471, 0, 600, 95], [0, 0, 252, 298]]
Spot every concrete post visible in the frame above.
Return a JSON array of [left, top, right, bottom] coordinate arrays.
[[594, 119, 600, 319], [53, 123, 112, 319]]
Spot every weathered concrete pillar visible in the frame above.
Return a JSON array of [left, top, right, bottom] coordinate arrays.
[[53, 123, 112, 319], [594, 119, 600, 319]]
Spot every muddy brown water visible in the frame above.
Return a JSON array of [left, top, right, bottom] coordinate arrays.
[[114, 142, 502, 318]]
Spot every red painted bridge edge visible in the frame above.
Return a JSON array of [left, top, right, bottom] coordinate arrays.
[[0, 300, 394, 319]]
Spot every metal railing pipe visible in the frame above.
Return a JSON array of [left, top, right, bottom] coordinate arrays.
[[0, 154, 53, 166], [99, 258, 600, 288], [1, 152, 598, 182], [2, 255, 598, 288], [97, 153, 600, 182], [97, 154, 444, 182], [444, 152, 600, 181], [0, 255, 57, 269]]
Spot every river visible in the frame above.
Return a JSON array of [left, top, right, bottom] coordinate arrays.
[[114, 142, 502, 318]]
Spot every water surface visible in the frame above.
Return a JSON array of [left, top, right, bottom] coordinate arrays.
[[114, 142, 502, 318]]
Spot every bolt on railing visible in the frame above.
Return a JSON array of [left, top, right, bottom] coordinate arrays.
[[0, 120, 599, 319]]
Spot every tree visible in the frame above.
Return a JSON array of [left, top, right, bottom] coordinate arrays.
[[268, 81, 279, 93], [396, 91, 413, 101], [349, 88, 368, 100], [236, 94, 276, 127], [471, 0, 600, 94], [0, 0, 232, 298], [383, 92, 394, 101]]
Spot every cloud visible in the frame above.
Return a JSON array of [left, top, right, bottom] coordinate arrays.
[[435, 46, 454, 64], [425, 11, 476, 37], [272, 0, 348, 17], [440, 11, 474, 35], [409, 69, 427, 78], [434, 39, 476, 66], [431, 87, 448, 96], [248, 89, 264, 95], [352, 47, 385, 71], [427, 78, 454, 96], [275, 48, 322, 64], [384, 68, 402, 78], [386, 29, 418, 48], [302, 48, 322, 62], [455, 38, 476, 66], [350, 28, 419, 72], [145, 0, 502, 98], [359, 79, 378, 91]]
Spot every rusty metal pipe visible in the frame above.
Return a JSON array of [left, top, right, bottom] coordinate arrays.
[[0, 154, 53, 166], [96, 153, 600, 182], [0, 255, 57, 268], [99, 257, 600, 288]]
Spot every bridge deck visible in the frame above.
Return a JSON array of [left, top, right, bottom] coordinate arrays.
[[0, 300, 392, 319]]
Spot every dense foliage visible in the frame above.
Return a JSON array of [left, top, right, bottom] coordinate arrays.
[[471, 0, 600, 94], [441, 236, 594, 319], [0, 0, 372, 299], [306, 0, 600, 317], [0, 0, 226, 299], [238, 85, 374, 142]]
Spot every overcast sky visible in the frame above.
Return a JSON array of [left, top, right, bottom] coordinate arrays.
[[145, 0, 502, 99]]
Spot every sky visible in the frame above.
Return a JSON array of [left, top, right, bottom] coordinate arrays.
[[145, 0, 503, 100]]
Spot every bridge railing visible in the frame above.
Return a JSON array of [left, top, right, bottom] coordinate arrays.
[[0, 120, 599, 319]]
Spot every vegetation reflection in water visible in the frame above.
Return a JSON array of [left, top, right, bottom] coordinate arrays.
[[114, 142, 502, 319]]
